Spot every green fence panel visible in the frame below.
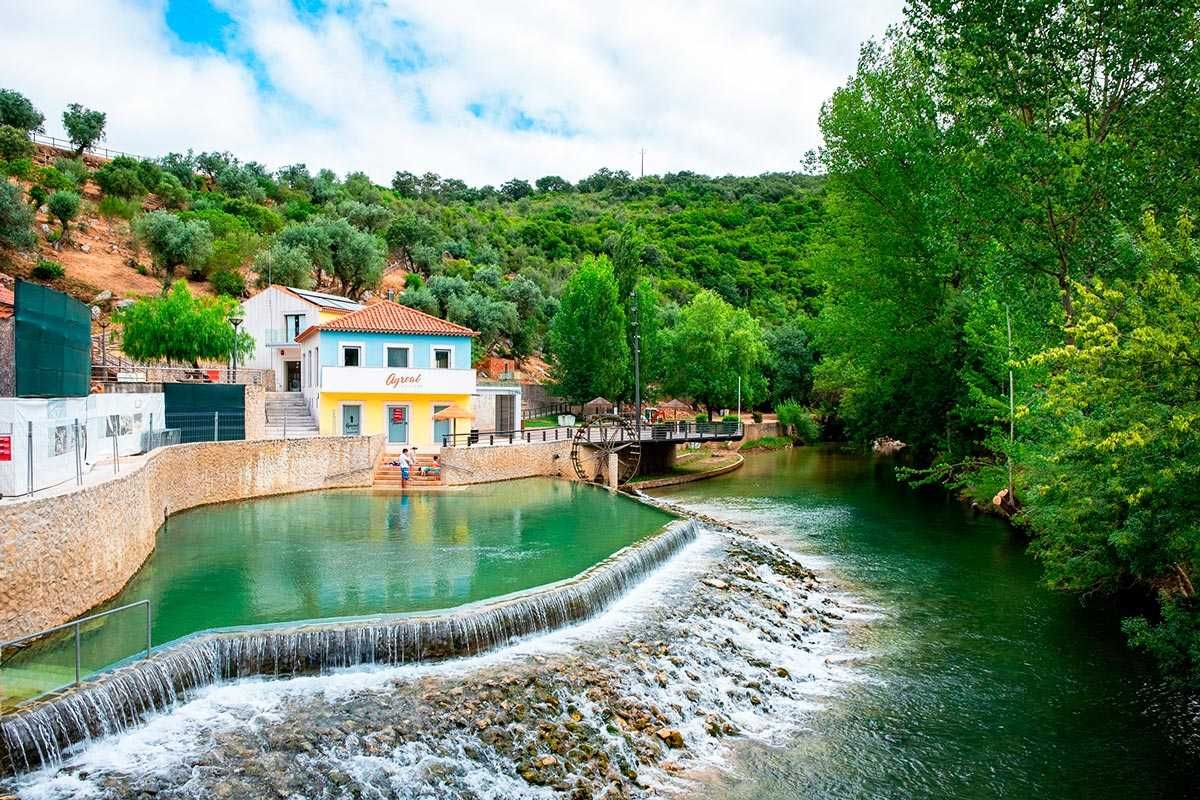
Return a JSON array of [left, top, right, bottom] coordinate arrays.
[[163, 383, 246, 443], [14, 279, 91, 398]]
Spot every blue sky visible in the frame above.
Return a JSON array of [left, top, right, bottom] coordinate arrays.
[[2, 0, 903, 184]]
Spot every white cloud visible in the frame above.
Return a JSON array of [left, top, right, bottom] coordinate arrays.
[[0, 0, 902, 185]]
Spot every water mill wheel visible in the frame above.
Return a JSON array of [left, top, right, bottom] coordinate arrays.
[[570, 414, 642, 486]]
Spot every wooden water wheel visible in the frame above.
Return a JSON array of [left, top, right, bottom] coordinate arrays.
[[570, 414, 641, 486]]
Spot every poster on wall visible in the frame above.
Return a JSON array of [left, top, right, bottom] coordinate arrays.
[[49, 424, 77, 457]]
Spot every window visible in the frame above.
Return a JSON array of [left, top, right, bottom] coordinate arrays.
[[341, 345, 362, 367], [433, 347, 452, 369], [386, 346, 410, 368], [284, 314, 305, 342]]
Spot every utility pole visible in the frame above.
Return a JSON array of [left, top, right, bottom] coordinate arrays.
[[1006, 304, 1015, 497], [631, 288, 641, 439], [640, 148, 645, 178]]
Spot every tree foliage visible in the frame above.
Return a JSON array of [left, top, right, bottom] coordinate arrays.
[[61, 103, 106, 154], [135, 211, 213, 291], [0, 125, 33, 161], [118, 281, 253, 366], [662, 290, 765, 418], [0, 181, 35, 249], [0, 89, 44, 133], [47, 190, 80, 241], [547, 255, 629, 402]]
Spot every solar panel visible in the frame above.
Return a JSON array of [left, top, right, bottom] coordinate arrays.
[[287, 287, 363, 311]]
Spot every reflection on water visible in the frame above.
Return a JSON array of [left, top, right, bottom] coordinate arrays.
[[656, 448, 1200, 800]]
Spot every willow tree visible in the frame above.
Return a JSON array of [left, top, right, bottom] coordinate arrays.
[[119, 281, 252, 367]]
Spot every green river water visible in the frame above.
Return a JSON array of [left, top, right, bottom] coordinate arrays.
[[656, 447, 1200, 800]]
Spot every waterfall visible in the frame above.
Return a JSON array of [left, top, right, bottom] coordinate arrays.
[[0, 519, 699, 777]]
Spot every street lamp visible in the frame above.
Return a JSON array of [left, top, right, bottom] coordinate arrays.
[[228, 313, 244, 382], [630, 288, 641, 439]]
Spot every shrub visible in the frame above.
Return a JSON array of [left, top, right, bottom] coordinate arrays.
[[0, 182, 35, 248], [281, 199, 316, 222], [222, 197, 283, 233], [177, 207, 248, 238], [135, 160, 162, 194], [47, 190, 81, 241], [32, 259, 64, 280], [94, 156, 146, 198], [54, 157, 90, 188], [98, 195, 140, 220], [28, 185, 47, 209], [752, 411, 763, 423], [695, 412, 708, 423], [156, 173, 190, 209], [0, 124, 33, 161], [2, 157, 34, 180], [204, 230, 260, 277], [404, 272, 424, 289], [722, 414, 739, 423], [135, 210, 213, 290], [209, 268, 246, 297], [38, 167, 75, 192], [776, 399, 820, 444], [215, 165, 266, 203]]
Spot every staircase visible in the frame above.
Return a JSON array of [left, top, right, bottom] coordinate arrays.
[[374, 453, 443, 488], [265, 392, 319, 438]]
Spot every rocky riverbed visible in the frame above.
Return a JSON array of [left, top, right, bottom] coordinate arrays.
[[7, 520, 867, 800]]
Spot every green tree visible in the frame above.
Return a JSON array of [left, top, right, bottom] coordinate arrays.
[[118, 281, 253, 366], [499, 178, 533, 201], [663, 290, 765, 418], [134, 211, 213, 292], [325, 218, 385, 298], [547, 255, 630, 402], [46, 190, 80, 242], [61, 103, 106, 154], [0, 89, 44, 133], [156, 173, 190, 208], [0, 181, 35, 249], [764, 323, 815, 405], [94, 156, 147, 198], [253, 243, 313, 289], [1021, 212, 1200, 682], [0, 125, 33, 161]]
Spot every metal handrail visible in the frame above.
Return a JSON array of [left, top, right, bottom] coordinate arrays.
[[0, 600, 152, 693], [440, 421, 743, 448], [30, 132, 147, 162]]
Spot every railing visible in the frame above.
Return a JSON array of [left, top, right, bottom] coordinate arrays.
[[91, 364, 272, 386], [166, 411, 245, 443], [0, 600, 151, 709], [30, 132, 147, 162], [521, 401, 574, 421], [441, 421, 743, 448]]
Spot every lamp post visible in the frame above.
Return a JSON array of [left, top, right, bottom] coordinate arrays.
[[228, 313, 244, 382], [630, 288, 641, 440]]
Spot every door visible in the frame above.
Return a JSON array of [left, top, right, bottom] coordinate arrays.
[[432, 404, 451, 444], [342, 404, 362, 436], [387, 405, 409, 444], [495, 394, 515, 431], [285, 360, 301, 392]]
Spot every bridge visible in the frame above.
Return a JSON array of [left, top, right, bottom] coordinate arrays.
[[438, 420, 744, 448]]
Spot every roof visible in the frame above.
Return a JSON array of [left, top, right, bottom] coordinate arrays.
[[0, 285, 12, 319], [275, 285, 363, 313], [295, 300, 478, 342]]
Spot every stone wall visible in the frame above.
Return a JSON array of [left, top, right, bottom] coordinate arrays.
[[243, 383, 265, 440], [438, 439, 574, 485], [0, 434, 383, 640]]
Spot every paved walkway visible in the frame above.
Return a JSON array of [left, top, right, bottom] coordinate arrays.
[[0, 450, 153, 506]]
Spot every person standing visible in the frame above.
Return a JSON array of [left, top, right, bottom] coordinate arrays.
[[399, 448, 412, 487]]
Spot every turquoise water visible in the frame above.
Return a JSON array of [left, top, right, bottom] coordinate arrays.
[[2, 479, 671, 707], [656, 448, 1200, 799]]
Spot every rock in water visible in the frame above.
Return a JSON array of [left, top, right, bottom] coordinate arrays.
[[655, 728, 685, 748]]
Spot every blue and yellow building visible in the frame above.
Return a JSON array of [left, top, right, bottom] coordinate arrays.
[[295, 302, 478, 449]]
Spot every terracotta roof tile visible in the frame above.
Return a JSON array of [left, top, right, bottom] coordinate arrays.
[[295, 300, 477, 341]]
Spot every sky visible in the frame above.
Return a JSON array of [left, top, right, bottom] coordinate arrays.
[[1, 0, 903, 186]]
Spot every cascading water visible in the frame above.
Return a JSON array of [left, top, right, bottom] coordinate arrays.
[[0, 519, 701, 777]]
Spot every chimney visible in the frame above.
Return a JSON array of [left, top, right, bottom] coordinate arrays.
[[386, 288, 395, 301]]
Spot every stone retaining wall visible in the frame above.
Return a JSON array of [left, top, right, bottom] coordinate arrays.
[[0, 435, 384, 641], [631, 454, 745, 489], [243, 383, 265, 441], [437, 439, 574, 485]]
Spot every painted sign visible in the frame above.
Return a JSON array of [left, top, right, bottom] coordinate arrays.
[[385, 372, 423, 388], [117, 371, 147, 383], [0, 435, 9, 461], [391, 407, 407, 423]]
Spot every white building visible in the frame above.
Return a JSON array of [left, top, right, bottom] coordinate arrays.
[[239, 286, 362, 392]]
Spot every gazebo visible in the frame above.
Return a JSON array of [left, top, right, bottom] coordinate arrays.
[[659, 398, 693, 421], [582, 396, 615, 417]]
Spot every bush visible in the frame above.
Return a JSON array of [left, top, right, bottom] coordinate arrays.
[[28, 185, 47, 209], [722, 414, 739, 423], [32, 259, 64, 280], [204, 230, 260, 277], [94, 156, 146, 198], [281, 199, 316, 222], [209, 268, 246, 297], [2, 157, 34, 179], [404, 272, 424, 290], [47, 190, 81, 240], [695, 412, 708, 423], [38, 167, 75, 192], [177, 207, 248, 238], [0, 124, 33, 161], [776, 399, 820, 444], [0, 182, 35, 248], [54, 157, 91, 188], [752, 411, 763, 423], [156, 173, 190, 209], [98, 195, 140, 220], [222, 197, 283, 233]]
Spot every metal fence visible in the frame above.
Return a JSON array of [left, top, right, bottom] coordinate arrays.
[[30, 132, 147, 162], [166, 411, 244, 444], [440, 421, 744, 448], [0, 600, 151, 711], [91, 364, 273, 388]]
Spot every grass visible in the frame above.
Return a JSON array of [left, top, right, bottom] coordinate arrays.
[[740, 435, 793, 451], [98, 195, 141, 220], [630, 449, 742, 483], [522, 414, 561, 429]]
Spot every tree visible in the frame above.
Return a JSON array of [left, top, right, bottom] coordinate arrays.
[[328, 220, 386, 299], [391, 170, 419, 197], [195, 151, 236, 181], [61, 103, 106, 155], [547, 255, 629, 402], [134, 211, 213, 292], [0, 125, 33, 161], [156, 173, 190, 208], [499, 178, 533, 201], [764, 323, 815, 405], [215, 165, 266, 203], [535, 175, 572, 193], [0, 89, 44, 133], [47, 190, 80, 242], [118, 281, 253, 367], [0, 181, 35, 249], [662, 290, 765, 418], [158, 151, 197, 188], [336, 199, 393, 232], [253, 243, 313, 289], [1021, 212, 1200, 683], [94, 156, 147, 198]]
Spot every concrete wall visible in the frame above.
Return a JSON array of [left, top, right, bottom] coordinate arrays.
[[0, 434, 384, 640], [438, 439, 574, 485], [244, 383, 265, 440]]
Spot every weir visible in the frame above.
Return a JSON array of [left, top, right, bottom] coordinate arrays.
[[0, 519, 700, 777]]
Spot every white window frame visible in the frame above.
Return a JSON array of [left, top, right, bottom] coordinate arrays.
[[430, 345, 454, 369], [385, 345, 413, 369], [339, 342, 365, 368]]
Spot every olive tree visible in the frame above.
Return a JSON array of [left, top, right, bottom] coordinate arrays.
[[61, 103, 106, 154], [135, 211, 213, 292]]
